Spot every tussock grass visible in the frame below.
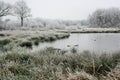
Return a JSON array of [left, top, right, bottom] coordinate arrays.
[[28, 33, 69, 46], [19, 41, 32, 48], [0, 30, 70, 48], [67, 71, 97, 80], [0, 33, 5, 37], [0, 39, 11, 45], [0, 47, 119, 80]]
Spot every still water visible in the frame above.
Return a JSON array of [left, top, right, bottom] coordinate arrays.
[[32, 33, 120, 53]]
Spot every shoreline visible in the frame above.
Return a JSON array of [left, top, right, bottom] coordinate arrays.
[[0, 30, 70, 49], [56, 28, 120, 33]]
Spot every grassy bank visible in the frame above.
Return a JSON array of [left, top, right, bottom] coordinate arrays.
[[0, 30, 70, 49], [57, 28, 120, 33], [0, 47, 119, 80]]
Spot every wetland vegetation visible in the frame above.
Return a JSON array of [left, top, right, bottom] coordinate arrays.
[[0, 0, 120, 80], [0, 30, 120, 80]]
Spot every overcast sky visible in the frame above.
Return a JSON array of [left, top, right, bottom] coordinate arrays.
[[3, 0, 120, 20]]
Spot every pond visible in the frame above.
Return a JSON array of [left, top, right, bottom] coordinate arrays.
[[32, 33, 120, 53]]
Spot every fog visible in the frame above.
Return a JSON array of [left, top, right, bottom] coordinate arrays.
[[3, 0, 120, 20]]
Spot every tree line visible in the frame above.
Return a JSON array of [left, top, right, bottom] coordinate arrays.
[[89, 8, 120, 28], [0, 0, 31, 27], [0, 0, 89, 30], [1, 0, 119, 29]]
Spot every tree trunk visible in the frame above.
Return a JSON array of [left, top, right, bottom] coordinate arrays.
[[21, 17, 23, 27]]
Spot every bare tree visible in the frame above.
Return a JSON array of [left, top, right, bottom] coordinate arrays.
[[0, 1, 11, 17], [88, 8, 120, 28], [14, 0, 31, 27]]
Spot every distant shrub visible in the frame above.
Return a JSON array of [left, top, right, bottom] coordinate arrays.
[[39, 36, 45, 41], [0, 39, 11, 45], [0, 33, 5, 37], [34, 40, 39, 45], [48, 36, 56, 41], [30, 37, 39, 41], [19, 41, 32, 48], [70, 48, 77, 53]]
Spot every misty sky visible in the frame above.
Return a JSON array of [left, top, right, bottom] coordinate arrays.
[[3, 0, 120, 20]]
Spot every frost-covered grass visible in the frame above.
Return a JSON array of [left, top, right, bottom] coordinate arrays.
[[0, 30, 70, 49], [0, 29, 120, 80], [0, 47, 119, 80], [57, 28, 120, 33]]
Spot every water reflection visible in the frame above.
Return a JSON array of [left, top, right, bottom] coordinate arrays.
[[32, 33, 120, 53]]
